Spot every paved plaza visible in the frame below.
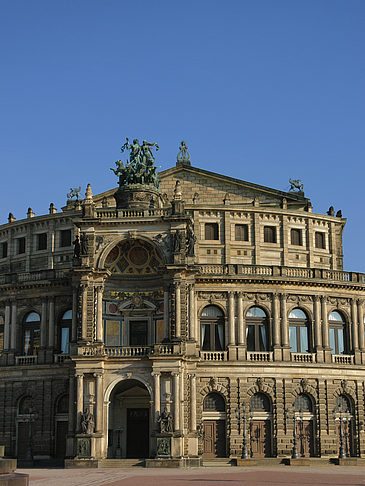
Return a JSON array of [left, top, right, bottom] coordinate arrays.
[[16, 466, 365, 486]]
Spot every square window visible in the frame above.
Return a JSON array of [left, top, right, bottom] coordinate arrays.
[[17, 237, 25, 254], [207, 249, 211, 255], [237, 250, 241, 256], [60, 229, 71, 247], [204, 223, 219, 240], [291, 228, 302, 246], [315, 232, 325, 249], [264, 226, 276, 243], [0, 242, 7, 258], [213, 249, 217, 255], [235, 224, 248, 241], [37, 233, 47, 251]]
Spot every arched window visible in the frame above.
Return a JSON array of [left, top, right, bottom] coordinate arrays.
[[294, 393, 313, 412], [289, 308, 310, 353], [329, 311, 346, 354], [201, 306, 225, 351], [23, 312, 40, 356], [59, 310, 72, 354], [250, 393, 271, 412], [18, 396, 33, 415], [336, 395, 352, 414], [246, 306, 268, 352], [56, 394, 69, 414], [203, 393, 225, 412]]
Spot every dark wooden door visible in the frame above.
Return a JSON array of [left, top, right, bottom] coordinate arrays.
[[126, 408, 149, 458], [55, 421, 68, 458], [298, 420, 314, 457], [17, 422, 29, 459], [203, 420, 226, 458], [250, 420, 271, 458]]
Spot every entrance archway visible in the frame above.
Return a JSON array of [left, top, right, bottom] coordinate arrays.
[[202, 392, 227, 458], [250, 393, 272, 458], [294, 393, 315, 457], [107, 379, 151, 459]]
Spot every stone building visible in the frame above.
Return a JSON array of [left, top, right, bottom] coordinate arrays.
[[0, 140, 364, 466]]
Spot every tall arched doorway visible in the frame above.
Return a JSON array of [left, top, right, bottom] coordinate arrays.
[[294, 393, 315, 457], [202, 392, 226, 458], [334, 395, 354, 457], [108, 379, 151, 459], [250, 393, 272, 457]]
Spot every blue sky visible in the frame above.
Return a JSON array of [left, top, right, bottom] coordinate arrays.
[[0, 0, 364, 270]]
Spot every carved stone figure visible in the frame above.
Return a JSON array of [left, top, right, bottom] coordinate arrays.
[[327, 206, 335, 216], [80, 234, 88, 255], [80, 409, 94, 435], [173, 230, 183, 253], [73, 235, 81, 258], [176, 140, 191, 166], [288, 178, 304, 192], [336, 210, 342, 218], [186, 225, 196, 257], [67, 187, 81, 200], [157, 407, 173, 433]]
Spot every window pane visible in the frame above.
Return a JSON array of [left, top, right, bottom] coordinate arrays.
[[202, 324, 210, 350], [25, 312, 40, 323], [315, 232, 325, 249], [300, 326, 309, 353], [329, 327, 336, 353], [61, 328, 69, 354], [264, 226, 276, 243], [259, 325, 267, 351], [246, 325, 255, 351], [32, 329, 40, 355], [329, 311, 343, 322], [201, 305, 224, 317], [291, 229, 302, 246], [24, 330, 31, 355], [62, 310, 72, 320], [235, 224, 248, 241], [289, 326, 297, 352], [337, 328, 344, 354], [216, 324, 224, 350], [246, 306, 266, 318], [60, 229, 72, 247], [205, 223, 219, 240], [289, 308, 307, 319]]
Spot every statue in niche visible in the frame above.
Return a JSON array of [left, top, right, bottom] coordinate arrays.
[[80, 409, 94, 435], [173, 230, 183, 253], [186, 225, 197, 257], [73, 235, 81, 258], [80, 234, 88, 255], [157, 407, 173, 433]]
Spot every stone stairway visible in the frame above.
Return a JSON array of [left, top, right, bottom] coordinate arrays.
[[202, 458, 234, 467], [99, 458, 145, 467]]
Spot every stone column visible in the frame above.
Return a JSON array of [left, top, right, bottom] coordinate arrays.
[[72, 287, 78, 342], [152, 371, 161, 422], [10, 301, 17, 350], [321, 296, 330, 362], [164, 289, 169, 340], [40, 300, 47, 348], [76, 372, 84, 431], [272, 293, 281, 360], [48, 297, 55, 348], [68, 375, 75, 434], [96, 286, 103, 342], [94, 372, 104, 433], [228, 292, 236, 360], [358, 300, 364, 351], [190, 374, 197, 431], [175, 283, 181, 338], [281, 294, 289, 360], [351, 298, 360, 363], [189, 285, 196, 340], [172, 372, 180, 431], [4, 303, 10, 351], [237, 293, 245, 360], [314, 296, 323, 362], [81, 284, 88, 341]]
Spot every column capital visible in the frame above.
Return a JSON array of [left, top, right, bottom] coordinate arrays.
[[321, 295, 328, 303], [171, 371, 179, 377], [188, 373, 196, 380], [93, 371, 104, 378], [314, 295, 321, 303], [75, 371, 84, 378], [151, 371, 161, 377]]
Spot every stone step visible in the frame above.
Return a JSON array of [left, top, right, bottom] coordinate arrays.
[[202, 458, 233, 467], [99, 459, 145, 467]]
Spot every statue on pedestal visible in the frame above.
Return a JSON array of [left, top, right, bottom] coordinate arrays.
[[80, 409, 94, 435], [157, 407, 173, 433]]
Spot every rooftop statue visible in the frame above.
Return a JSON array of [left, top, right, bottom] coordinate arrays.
[[288, 178, 304, 192], [111, 137, 160, 189]]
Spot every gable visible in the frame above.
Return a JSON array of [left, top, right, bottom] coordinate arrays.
[[159, 166, 306, 208]]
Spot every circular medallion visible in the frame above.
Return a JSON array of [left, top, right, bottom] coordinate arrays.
[[128, 246, 149, 266]]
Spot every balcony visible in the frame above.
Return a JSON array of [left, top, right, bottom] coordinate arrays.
[[200, 351, 227, 361], [96, 207, 171, 219], [291, 352, 316, 363], [331, 354, 354, 365], [247, 351, 272, 362], [15, 355, 38, 365]]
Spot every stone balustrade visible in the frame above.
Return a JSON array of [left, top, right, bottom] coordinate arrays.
[[200, 351, 227, 361], [15, 355, 38, 365], [247, 351, 272, 362], [331, 354, 354, 364], [291, 352, 316, 363]]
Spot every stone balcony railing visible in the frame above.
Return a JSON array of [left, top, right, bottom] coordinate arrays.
[[247, 351, 273, 362], [199, 264, 365, 284], [291, 352, 316, 363], [96, 207, 171, 219], [0, 269, 66, 285], [331, 354, 354, 364], [200, 351, 228, 361], [15, 355, 38, 365]]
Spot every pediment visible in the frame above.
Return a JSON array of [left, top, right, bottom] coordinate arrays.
[[159, 166, 306, 208]]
